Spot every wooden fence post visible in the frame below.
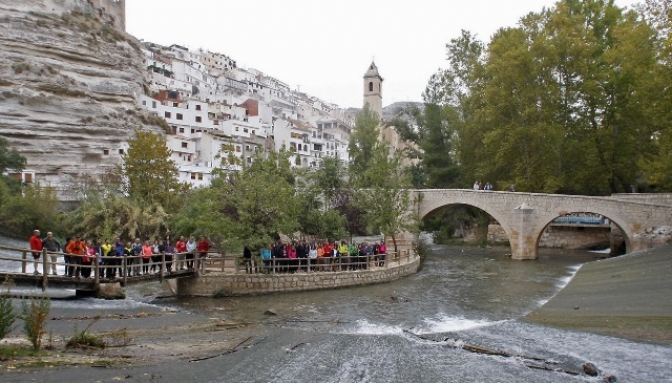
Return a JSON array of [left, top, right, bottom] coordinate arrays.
[[159, 252, 165, 283], [21, 251, 27, 274], [123, 256, 128, 287], [94, 258, 100, 290], [41, 248, 48, 292]]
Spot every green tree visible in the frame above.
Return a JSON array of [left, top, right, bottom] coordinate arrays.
[[349, 104, 381, 186], [433, 1, 659, 194], [0, 184, 61, 238], [638, 0, 672, 190], [172, 151, 300, 252], [0, 137, 26, 192], [65, 192, 169, 241], [355, 144, 418, 253], [122, 130, 188, 211]]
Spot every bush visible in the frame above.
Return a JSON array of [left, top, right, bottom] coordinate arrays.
[[67, 317, 105, 349], [20, 297, 50, 351], [0, 294, 16, 340]]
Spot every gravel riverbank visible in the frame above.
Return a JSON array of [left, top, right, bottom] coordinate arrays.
[[526, 244, 672, 344]]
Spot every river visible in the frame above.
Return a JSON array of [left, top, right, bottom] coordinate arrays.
[[2, 235, 671, 382]]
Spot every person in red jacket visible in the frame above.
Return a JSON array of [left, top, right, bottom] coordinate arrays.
[[196, 236, 210, 271], [175, 236, 187, 271], [29, 229, 43, 275]]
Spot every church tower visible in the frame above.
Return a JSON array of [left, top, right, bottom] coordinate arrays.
[[363, 62, 383, 119]]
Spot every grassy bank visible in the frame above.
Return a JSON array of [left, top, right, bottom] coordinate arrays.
[[526, 244, 672, 344]]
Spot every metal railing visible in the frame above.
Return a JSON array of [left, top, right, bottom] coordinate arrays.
[[201, 249, 417, 275], [0, 244, 419, 291]]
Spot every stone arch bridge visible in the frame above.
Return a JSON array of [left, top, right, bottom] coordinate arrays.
[[414, 190, 672, 260]]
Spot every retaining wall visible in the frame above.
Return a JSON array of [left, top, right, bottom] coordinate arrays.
[[176, 256, 421, 297], [488, 224, 610, 249]]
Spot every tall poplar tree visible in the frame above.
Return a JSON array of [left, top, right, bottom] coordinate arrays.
[[122, 130, 187, 211]]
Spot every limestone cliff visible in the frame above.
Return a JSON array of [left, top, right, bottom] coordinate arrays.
[[0, 0, 165, 200]]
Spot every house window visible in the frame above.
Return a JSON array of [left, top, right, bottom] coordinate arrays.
[[177, 113, 183, 120], [369, 82, 373, 92], [103, 149, 109, 155], [235, 146, 241, 152], [142, 100, 146, 106], [214, 120, 219, 125], [246, 145, 250, 151], [235, 127, 239, 132], [196, 105, 202, 111], [173, 102, 179, 107], [181, 142, 188, 148], [190, 173, 196, 180], [179, 127, 185, 133], [196, 116, 202, 123], [243, 128, 248, 133], [198, 174, 204, 180], [165, 111, 171, 118], [152, 101, 157, 108], [119, 149, 125, 155], [191, 128, 195, 133]]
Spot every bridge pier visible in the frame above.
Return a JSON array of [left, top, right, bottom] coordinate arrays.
[[508, 204, 539, 260]]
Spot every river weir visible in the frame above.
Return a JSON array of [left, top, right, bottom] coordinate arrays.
[[1, 235, 670, 382], [157, 244, 671, 382]]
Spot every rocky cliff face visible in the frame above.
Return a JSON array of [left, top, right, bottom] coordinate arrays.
[[0, 1, 164, 200]]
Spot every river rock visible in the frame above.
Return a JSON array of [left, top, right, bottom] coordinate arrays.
[[0, 1, 165, 201], [582, 362, 600, 376], [264, 309, 278, 316], [633, 226, 672, 248]]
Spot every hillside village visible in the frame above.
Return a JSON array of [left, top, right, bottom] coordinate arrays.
[[139, 42, 368, 188], [0, 0, 419, 197]]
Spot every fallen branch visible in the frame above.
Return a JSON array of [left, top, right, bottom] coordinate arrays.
[[188, 336, 253, 362], [401, 329, 593, 378]]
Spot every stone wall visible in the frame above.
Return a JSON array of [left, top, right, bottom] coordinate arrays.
[[176, 256, 420, 297], [538, 225, 610, 249], [488, 224, 610, 249], [610, 194, 672, 206]]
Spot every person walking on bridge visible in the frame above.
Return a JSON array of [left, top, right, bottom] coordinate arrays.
[[29, 229, 43, 275]]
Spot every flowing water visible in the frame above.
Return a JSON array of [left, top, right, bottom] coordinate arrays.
[[2, 234, 671, 382], [164, 243, 671, 383]]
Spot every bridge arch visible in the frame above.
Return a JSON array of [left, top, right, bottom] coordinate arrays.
[[534, 208, 632, 255], [414, 189, 672, 259], [417, 190, 515, 250]]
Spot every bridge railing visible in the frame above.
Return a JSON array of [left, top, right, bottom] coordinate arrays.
[[1, 244, 418, 290], [0, 245, 198, 291], [201, 249, 417, 275]]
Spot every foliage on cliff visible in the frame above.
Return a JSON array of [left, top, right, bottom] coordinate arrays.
[[0, 138, 61, 238]]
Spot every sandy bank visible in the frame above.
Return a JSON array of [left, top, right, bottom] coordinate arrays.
[[526, 245, 672, 344]]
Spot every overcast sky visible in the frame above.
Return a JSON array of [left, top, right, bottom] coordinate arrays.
[[126, 0, 639, 109]]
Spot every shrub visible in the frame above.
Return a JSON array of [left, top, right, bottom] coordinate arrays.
[[20, 297, 51, 351], [0, 294, 16, 340], [67, 317, 105, 349], [101, 328, 132, 347]]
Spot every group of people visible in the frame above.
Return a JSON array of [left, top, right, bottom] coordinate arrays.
[[28, 230, 212, 279], [245, 240, 388, 274], [473, 181, 516, 192]]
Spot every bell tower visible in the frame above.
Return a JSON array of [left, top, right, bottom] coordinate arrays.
[[363, 62, 383, 119]]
